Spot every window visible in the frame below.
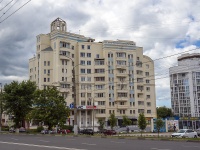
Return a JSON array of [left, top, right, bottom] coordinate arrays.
[[96, 54, 99, 58], [47, 78, 50, 82], [48, 61, 50, 66], [80, 60, 85, 65], [146, 95, 150, 99], [44, 78, 46, 82], [81, 77, 85, 81], [60, 42, 70, 48], [147, 102, 151, 106], [146, 64, 149, 69], [130, 110, 132, 114], [87, 61, 91, 65], [72, 45, 74, 50], [87, 77, 91, 81], [146, 80, 150, 83], [81, 93, 85, 97], [147, 110, 151, 114], [87, 45, 90, 49], [145, 72, 149, 76], [44, 61, 46, 66], [72, 54, 74, 58], [87, 69, 91, 74], [82, 45, 84, 49], [146, 87, 150, 91], [87, 53, 91, 57], [81, 69, 85, 74], [44, 69, 46, 74], [80, 52, 85, 57]]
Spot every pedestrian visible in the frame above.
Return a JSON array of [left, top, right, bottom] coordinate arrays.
[[126, 126, 129, 133], [173, 124, 176, 132]]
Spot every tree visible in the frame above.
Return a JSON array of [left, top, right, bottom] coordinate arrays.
[[157, 106, 173, 118], [97, 119, 105, 131], [109, 113, 117, 130], [4, 81, 36, 128], [138, 113, 147, 137], [122, 115, 132, 126], [30, 87, 70, 130], [155, 118, 164, 137]]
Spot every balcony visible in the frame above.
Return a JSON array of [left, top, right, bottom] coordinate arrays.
[[116, 97, 128, 102], [59, 54, 71, 60], [95, 113, 106, 118], [116, 73, 127, 77], [117, 105, 128, 109], [117, 88, 128, 93], [60, 88, 70, 93], [96, 105, 106, 109], [116, 65, 126, 70]]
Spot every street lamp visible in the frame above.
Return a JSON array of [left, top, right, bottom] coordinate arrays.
[[0, 83, 2, 132]]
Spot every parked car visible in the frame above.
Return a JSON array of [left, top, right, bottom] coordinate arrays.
[[171, 129, 198, 138], [9, 127, 26, 133], [79, 129, 94, 135], [57, 129, 70, 134], [103, 130, 117, 135], [196, 128, 200, 136], [41, 129, 49, 134]]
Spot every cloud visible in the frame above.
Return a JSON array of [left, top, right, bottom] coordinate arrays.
[[0, 0, 200, 107]]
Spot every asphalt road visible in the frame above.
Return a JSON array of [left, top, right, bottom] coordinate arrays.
[[0, 134, 199, 150]]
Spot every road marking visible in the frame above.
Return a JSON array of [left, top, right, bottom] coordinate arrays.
[[39, 140, 49, 142], [0, 141, 86, 150], [151, 148, 171, 150], [82, 143, 96, 146], [110, 141, 125, 144], [10, 138, 18, 141]]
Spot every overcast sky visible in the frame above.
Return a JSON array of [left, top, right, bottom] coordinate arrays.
[[0, 0, 200, 108]]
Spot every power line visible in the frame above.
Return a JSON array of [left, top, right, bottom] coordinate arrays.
[[61, 47, 200, 80], [0, 0, 13, 12], [0, 0, 18, 19], [0, 0, 31, 24]]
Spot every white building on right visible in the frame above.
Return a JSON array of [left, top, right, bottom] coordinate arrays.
[[169, 53, 200, 117]]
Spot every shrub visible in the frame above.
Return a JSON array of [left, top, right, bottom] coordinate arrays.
[[36, 126, 44, 132], [61, 125, 73, 131]]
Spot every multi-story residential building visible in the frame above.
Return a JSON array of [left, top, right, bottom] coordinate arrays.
[[29, 18, 156, 130], [170, 53, 200, 117]]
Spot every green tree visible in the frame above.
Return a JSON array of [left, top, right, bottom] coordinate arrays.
[[3, 80, 36, 128], [122, 115, 132, 126], [155, 118, 164, 137], [138, 113, 147, 137], [109, 113, 117, 130], [157, 106, 173, 118], [30, 87, 70, 130], [97, 119, 105, 131]]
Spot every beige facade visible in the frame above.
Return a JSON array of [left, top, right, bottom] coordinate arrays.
[[29, 18, 156, 130]]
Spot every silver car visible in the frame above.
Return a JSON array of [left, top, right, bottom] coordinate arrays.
[[196, 128, 200, 136]]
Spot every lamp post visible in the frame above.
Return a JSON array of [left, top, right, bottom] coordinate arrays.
[[0, 83, 2, 132]]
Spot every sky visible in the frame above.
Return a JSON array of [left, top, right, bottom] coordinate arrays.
[[0, 0, 200, 108]]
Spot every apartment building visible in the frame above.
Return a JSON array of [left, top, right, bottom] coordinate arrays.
[[170, 53, 200, 117], [29, 18, 156, 130]]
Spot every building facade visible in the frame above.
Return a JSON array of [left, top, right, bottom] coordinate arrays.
[[29, 18, 156, 130], [170, 53, 200, 117]]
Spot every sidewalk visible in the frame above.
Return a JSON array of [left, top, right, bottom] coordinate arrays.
[[118, 132, 172, 137]]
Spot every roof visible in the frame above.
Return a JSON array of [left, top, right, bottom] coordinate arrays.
[[42, 47, 53, 51]]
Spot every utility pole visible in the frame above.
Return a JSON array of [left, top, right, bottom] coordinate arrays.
[[0, 83, 2, 132], [93, 98, 94, 132], [72, 61, 78, 135]]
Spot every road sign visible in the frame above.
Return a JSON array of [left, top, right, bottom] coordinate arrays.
[[69, 103, 74, 109]]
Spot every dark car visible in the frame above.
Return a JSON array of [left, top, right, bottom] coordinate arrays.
[[103, 130, 117, 135], [79, 129, 94, 135]]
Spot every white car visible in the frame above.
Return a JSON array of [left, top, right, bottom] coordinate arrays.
[[171, 129, 198, 138]]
